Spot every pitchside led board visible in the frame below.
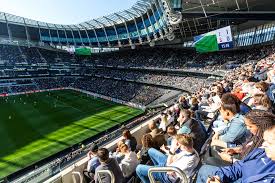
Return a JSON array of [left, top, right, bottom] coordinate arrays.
[[194, 26, 233, 53]]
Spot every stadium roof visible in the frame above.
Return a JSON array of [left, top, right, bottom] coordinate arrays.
[[0, 0, 274, 40], [0, 0, 152, 29]]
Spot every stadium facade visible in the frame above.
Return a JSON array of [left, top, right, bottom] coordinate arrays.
[[1, 0, 275, 183], [0, 0, 275, 49]]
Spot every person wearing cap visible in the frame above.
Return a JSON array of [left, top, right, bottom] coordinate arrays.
[[83, 144, 100, 183]]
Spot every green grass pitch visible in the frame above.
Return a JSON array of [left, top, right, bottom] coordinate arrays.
[[0, 89, 144, 179]]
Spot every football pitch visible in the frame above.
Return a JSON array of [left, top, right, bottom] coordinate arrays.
[[0, 89, 144, 179]]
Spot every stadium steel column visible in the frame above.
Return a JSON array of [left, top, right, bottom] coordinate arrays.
[[54, 25, 61, 45], [154, 0, 169, 36], [3, 13, 12, 41], [79, 24, 92, 46], [186, 20, 193, 37], [36, 21, 43, 44], [180, 21, 187, 38], [114, 13, 132, 46], [103, 16, 121, 47], [68, 25, 77, 46], [199, 0, 207, 17], [263, 24, 270, 43], [235, 31, 240, 47], [133, 7, 151, 42], [23, 18, 31, 46], [124, 10, 143, 44], [257, 25, 264, 44], [85, 22, 101, 47], [93, 20, 110, 47], [74, 25, 84, 46], [148, 0, 165, 39], [193, 18, 199, 35], [140, 0, 163, 39], [136, 3, 158, 40], [46, 23, 53, 45], [148, 0, 164, 39], [61, 25, 69, 46]]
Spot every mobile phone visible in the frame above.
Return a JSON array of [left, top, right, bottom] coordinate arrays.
[[208, 176, 217, 181]]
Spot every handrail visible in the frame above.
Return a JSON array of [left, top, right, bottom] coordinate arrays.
[[72, 171, 83, 183], [96, 170, 115, 183], [148, 167, 188, 183]]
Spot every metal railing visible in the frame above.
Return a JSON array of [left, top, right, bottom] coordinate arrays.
[[96, 170, 115, 183], [148, 167, 188, 183], [72, 172, 83, 183]]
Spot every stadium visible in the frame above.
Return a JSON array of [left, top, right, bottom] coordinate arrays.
[[0, 0, 275, 182]]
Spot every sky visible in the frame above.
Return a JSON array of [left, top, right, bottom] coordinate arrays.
[[0, 0, 137, 24]]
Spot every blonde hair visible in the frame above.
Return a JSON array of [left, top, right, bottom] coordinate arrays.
[[253, 93, 272, 109], [119, 143, 129, 153], [191, 97, 199, 105], [176, 134, 193, 148], [255, 82, 269, 92]]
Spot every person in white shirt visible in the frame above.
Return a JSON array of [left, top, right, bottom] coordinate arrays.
[[136, 134, 200, 183], [119, 143, 139, 178], [159, 112, 169, 132]]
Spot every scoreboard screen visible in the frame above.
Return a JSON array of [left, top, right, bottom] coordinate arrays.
[[194, 26, 233, 53]]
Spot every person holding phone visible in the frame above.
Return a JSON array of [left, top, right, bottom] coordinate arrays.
[[217, 110, 275, 164], [196, 123, 275, 183], [136, 134, 199, 183]]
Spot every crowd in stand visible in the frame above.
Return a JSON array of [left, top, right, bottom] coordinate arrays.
[[0, 77, 172, 106], [0, 44, 273, 70], [80, 46, 275, 183], [1, 43, 275, 182], [72, 77, 171, 105], [91, 69, 211, 92]]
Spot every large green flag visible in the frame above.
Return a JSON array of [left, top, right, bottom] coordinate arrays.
[[195, 34, 219, 53], [75, 47, 91, 56]]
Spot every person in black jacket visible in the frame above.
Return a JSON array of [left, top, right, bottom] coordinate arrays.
[[177, 109, 207, 152], [123, 129, 137, 152], [137, 134, 154, 164]]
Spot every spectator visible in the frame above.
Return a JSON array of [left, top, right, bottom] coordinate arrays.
[[94, 148, 124, 183], [166, 125, 177, 146], [177, 109, 207, 152], [148, 120, 163, 138], [122, 129, 137, 152], [137, 134, 155, 164], [160, 125, 179, 155], [167, 110, 175, 125], [252, 93, 272, 111], [110, 140, 126, 163], [136, 134, 199, 183], [196, 124, 275, 183], [83, 144, 100, 183], [159, 112, 169, 132], [218, 110, 275, 163], [119, 143, 139, 178], [178, 96, 190, 109], [189, 97, 199, 111], [254, 81, 270, 94], [211, 96, 248, 148]]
